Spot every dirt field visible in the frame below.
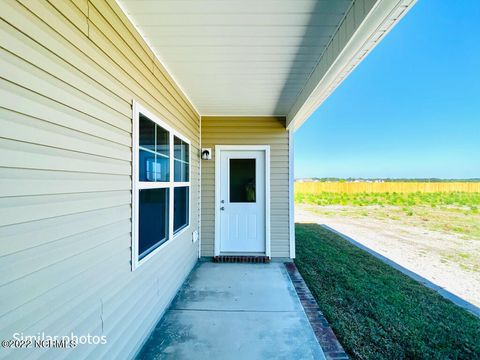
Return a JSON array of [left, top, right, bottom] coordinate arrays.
[[296, 204, 480, 308]]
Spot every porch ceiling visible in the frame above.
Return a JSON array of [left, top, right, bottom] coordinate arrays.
[[118, 0, 351, 113], [117, 0, 416, 129]]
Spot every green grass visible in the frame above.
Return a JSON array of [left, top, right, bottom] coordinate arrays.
[[295, 191, 480, 209], [295, 192, 480, 241], [295, 223, 480, 360]]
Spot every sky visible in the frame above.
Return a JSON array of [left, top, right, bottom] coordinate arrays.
[[294, 0, 480, 179]]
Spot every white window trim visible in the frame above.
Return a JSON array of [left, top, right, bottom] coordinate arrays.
[[132, 101, 191, 270]]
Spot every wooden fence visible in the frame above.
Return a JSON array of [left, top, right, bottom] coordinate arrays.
[[295, 182, 480, 194]]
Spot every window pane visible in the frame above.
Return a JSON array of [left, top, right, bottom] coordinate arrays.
[[229, 159, 256, 203], [174, 136, 189, 182], [139, 115, 155, 181], [139, 188, 169, 259], [155, 125, 169, 181], [139, 115, 169, 182], [174, 187, 189, 233]]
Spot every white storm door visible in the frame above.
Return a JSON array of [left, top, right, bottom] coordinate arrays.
[[219, 150, 265, 253]]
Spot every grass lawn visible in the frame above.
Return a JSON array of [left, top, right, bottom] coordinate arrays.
[[295, 223, 480, 360], [295, 192, 480, 239], [294, 191, 480, 209]]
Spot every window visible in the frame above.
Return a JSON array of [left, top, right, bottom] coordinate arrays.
[[229, 159, 256, 203], [132, 103, 191, 269]]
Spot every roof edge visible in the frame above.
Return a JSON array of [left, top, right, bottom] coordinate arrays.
[[287, 0, 417, 131]]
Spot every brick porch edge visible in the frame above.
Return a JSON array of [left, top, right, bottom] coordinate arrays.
[[284, 262, 349, 360]]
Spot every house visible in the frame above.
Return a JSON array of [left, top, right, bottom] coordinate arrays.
[[0, 0, 415, 358]]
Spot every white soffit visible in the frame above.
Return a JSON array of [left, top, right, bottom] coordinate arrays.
[[118, 0, 353, 116], [118, 0, 416, 129]]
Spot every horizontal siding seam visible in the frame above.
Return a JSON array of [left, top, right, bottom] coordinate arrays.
[[1, 42, 131, 131], [0, 73, 131, 136], [1, 18, 131, 116], [0, 187, 132, 200], [0, 105, 131, 149], [0, 165, 128, 177], [0, 221, 130, 285], [46, 0, 89, 36], [0, 234, 129, 314], [0, 243, 127, 320], [0, 199, 131, 228], [0, 129, 131, 163]]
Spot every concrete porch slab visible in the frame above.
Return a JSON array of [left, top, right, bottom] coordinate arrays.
[[136, 262, 325, 360]]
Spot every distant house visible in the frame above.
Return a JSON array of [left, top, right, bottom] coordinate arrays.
[[0, 0, 415, 358]]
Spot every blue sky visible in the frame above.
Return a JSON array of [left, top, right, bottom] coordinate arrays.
[[295, 0, 480, 179]]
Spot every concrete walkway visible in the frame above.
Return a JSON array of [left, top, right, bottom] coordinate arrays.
[[136, 262, 326, 360]]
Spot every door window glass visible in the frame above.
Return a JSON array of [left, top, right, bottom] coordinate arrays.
[[229, 159, 256, 203]]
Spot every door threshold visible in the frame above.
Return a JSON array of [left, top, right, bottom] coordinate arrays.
[[213, 255, 270, 263]]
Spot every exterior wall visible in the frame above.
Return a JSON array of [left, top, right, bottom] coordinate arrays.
[[201, 117, 291, 258], [0, 1, 200, 359]]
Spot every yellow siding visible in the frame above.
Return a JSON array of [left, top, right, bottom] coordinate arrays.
[[201, 117, 291, 258], [0, 0, 200, 359]]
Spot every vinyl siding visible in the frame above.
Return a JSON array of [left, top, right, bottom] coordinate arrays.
[[201, 117, 290, 258], [0, 1, 200, 359]]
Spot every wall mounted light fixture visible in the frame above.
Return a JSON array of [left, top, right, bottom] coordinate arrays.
[[201, 148, 212, 160]]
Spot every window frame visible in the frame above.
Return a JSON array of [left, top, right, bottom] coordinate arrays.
[[132, 102, 191, 270]]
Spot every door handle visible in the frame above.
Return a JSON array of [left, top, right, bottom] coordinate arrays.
[[220, 207, 225, 211]]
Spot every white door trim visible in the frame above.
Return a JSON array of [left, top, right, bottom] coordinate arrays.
[[215, 145, 270, 257]]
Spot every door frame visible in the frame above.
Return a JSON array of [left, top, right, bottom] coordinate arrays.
[[214, 145, 271, 257]]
